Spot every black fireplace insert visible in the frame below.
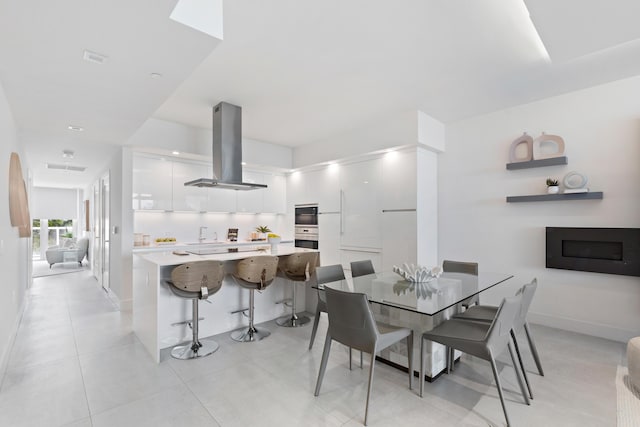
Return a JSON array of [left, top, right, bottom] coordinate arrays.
[[546, 227, 640, 277]]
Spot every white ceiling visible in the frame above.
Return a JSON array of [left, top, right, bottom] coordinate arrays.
[[2, 0, 640, 189]]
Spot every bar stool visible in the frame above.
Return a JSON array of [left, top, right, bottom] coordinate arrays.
[[166, 260, 225, 360], [276, 251, 318, 327], [230, 255, 279, 342]]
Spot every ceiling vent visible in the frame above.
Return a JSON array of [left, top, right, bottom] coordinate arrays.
[[46, 163, 86, 172], [83, 50, 108, 64]]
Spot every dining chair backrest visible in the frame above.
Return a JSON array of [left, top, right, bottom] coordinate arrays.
[[325, 286, 377, 353], [171, 260, 225, 296], [350, 260, 375, 278], [280, 252, 318, 281], [442, 260, 478, 275], [235, 256, 279, 290], [514, 278, 537, 331], [485, 294, 523, 354], [316, 264, 346, 285]]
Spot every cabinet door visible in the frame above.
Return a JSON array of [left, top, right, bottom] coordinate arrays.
[[318, 213, 340, 266], [206, 165, 237, 212], [340, 159, 382, 249], [236, 170, 264, 213], [262, 174, 286, 214], [286, 172, 307, 207], [132, 154, 172, 210], [305, 166, 340, 213], [171, 160, 209, 212], [382, 149, 416, 210], [381, 210, 417, 273]]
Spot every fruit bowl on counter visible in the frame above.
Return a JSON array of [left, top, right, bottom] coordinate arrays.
[[154, 237, 177, 246]]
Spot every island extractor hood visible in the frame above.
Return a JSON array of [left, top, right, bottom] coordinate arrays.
[[184, 102, 267, 190]]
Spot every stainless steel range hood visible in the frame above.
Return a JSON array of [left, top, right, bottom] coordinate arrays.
[[184, 102, 267, 190]]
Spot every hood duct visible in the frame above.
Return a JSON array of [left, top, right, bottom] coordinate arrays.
[[184, 102, 267, 190]]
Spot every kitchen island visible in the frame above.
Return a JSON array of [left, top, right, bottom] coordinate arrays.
[[133, 244, 316, 362]]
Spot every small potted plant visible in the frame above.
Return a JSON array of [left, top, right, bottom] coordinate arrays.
[[255, 225, 271, 240], [546, 178, 559, 194]]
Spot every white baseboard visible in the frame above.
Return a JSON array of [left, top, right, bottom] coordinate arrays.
[[0, 299, 26, 386], [528, 311, 638, 343]]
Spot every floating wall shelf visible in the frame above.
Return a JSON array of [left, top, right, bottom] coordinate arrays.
[[506, 192, 603, 203], [506, 156, 568, 170]]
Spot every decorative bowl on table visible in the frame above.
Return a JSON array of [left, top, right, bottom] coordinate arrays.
[[393, 263, 442, 283]]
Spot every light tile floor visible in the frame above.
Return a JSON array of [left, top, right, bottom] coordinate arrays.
[[0, 270, 625, 426]]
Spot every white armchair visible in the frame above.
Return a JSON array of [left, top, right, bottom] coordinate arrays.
[[45, 237, 89, 268]]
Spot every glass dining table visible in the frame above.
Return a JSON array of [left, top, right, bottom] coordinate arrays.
[[316, 271, 514, 380]]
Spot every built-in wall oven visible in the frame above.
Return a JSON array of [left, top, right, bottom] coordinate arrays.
[[295, 204, 319, 249]]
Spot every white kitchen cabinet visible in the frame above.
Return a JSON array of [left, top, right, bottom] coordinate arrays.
[[340, 158, 382, 249], [381, 210, 417, 272], [132, 154, 172, 211], [286, 171, 307, 207], [172, 160, 209, 212], [236, 170, 264, 213], [262, 173, 286, 214], [382, 149, 417, 210], [305, 166, 340, 213], [318, 213, 340, 266]]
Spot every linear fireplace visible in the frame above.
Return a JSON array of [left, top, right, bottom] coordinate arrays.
[[546, 227, 640, 277]]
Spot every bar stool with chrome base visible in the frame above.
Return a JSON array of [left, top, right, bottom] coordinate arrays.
[[166, 260, 225, 360], [276, 251, 318, 327], [230, 255, 279, 342]]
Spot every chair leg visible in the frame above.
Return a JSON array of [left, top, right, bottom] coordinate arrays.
[[360, 351, 363, 369], [349, 347, 353, 370], [524, 322, 544, 376], [511, 329, 533, 399], [314, 333, 333, 396], [364, 352, 376, 426], [489, 352, 511, 427], [308, 304, 322, 350], [407, 332, 414, 390], [419, 337, 426, 398], [508, 338, 530, 405]]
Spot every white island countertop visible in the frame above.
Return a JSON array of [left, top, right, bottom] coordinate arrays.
[[135, 245, 313, 267], [132, 239, 293, 254]]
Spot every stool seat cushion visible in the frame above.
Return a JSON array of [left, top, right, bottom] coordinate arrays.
[[628, 337, 640, 392]]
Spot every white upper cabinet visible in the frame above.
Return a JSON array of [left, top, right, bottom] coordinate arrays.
[[381, 149, 417, 210], [340, 158, 382, 249], [286, 171, 307, 207], [305, 166, 341, 213], [262, 173, 286, 214], [172, 160, 209, 212], [132, 154, 172, 211], [206, 164, 237, 212], [236, 170, 264, 213]]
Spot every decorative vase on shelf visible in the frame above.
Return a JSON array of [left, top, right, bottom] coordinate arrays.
[[547, 186, 559, 194]]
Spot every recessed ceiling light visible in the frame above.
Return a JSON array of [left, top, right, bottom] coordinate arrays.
[[67, 125, 84, 132], [83, 50, 108, 64], [62, 149, 74, 159], [241, 162, 247, 166], [172, 151, 180, 155], [150, 73, 163, 79]]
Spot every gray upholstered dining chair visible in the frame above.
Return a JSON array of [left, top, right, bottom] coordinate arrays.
[[230, 255, 279, 342], [453, 278, 543, 399], [277, 251, 318, 327], [350, 260, 375, 278], [315, 286, 413, 426], [442, 259, 479, 307], [419, 294, 530, 427], [309, 264, 345, 350], [166, 260, 225, 359]]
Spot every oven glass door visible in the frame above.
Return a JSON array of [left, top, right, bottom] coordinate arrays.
[[295, 239, 319, 250], [294, 206, 318, 226]]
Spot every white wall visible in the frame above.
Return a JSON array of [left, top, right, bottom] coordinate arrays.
[[0, 81, 29, 376], [439, 75, 640, 342]]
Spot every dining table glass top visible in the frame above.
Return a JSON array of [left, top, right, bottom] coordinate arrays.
[[318, 271, 514, 316]]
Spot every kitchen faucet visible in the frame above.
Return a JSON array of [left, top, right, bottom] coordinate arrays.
[[198, 226, 208, 243]]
